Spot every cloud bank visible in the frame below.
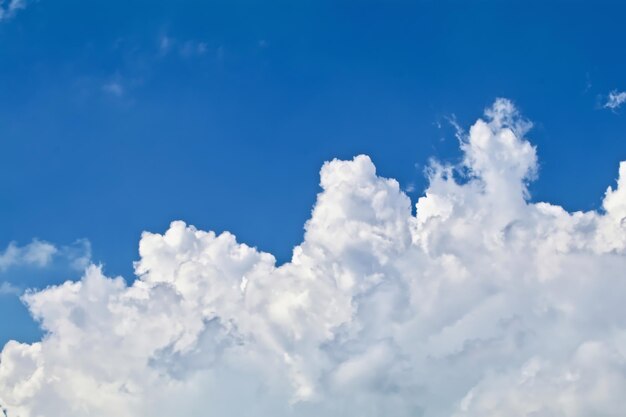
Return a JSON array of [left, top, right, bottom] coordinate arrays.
[[2, 99, 626, 416]]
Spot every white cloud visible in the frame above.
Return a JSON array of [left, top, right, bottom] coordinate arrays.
[[604, 90, 626, 110], [0, 240, 57, 271], [64, 238, 92, 271], [2, 99, 626, 416], [0, 239, 91, 300], [0, 239, 91, 273]]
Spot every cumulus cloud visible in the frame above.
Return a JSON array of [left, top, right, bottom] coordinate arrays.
[[604, 90, 626, 111], [2, 99, 626, 416]]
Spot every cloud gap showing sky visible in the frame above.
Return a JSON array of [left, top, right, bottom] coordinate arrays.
[[1, 99, 626, 416]]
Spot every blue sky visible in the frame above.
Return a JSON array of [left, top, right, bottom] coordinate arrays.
[[3, 2, 626, 415], [1, 0, 626, 362]]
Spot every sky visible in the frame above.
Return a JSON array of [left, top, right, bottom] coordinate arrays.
[[1, 1, 626, 416]]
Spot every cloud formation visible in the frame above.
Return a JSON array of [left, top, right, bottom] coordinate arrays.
[[0, 239, 91, 274], [0, 241, 58, 272], [0, 0, 27, 21], [604, 90, 626, 110], [0, 239, 92, 301], [1, 99, 626, 416]]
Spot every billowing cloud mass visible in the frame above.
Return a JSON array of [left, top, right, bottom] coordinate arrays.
[[2, 99, 626, 416]]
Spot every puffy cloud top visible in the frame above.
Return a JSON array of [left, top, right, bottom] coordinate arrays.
[[2, 99, 626, 417]]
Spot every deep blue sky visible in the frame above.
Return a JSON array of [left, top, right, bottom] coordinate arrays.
[[1, 0, 626, 344]]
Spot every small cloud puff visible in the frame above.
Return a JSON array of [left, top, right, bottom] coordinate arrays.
[[0, 239, 91, 298], [0, 240, 57, 271], [1, 100, 626, 417], [604, 90, 626, 111], [0, 239, 91, 273]]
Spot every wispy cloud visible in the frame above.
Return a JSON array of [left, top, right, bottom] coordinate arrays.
[[0, 281, 20, 296], [179, 40, 208, 58], [0, 0, 28, 21], [0, 240, 57, 271], [158, 34, 209, 58], [604, 89, 626, 110], [102, 81, 125, 97], [0, 238, 91, 273], [0, 238, 91, 298], [159, 35, 173, 54]]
